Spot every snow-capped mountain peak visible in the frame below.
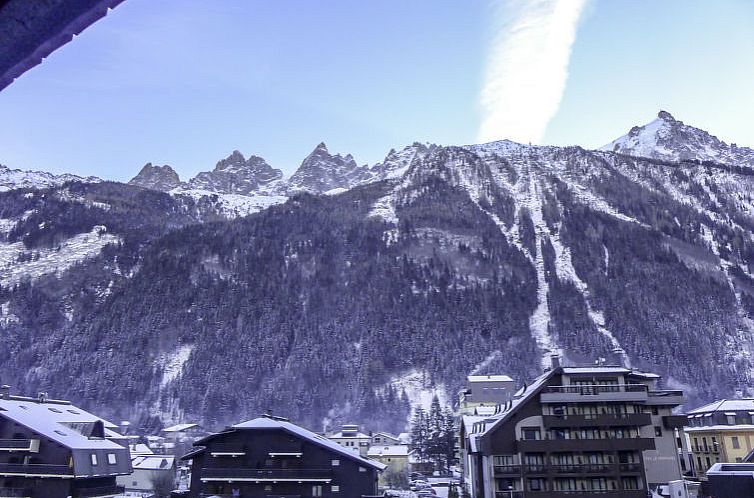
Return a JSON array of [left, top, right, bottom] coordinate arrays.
[[128, 163, 183, 191], [0, 164, 101, 192], [287, 142, 367, 193], [602, 110, 754, 167], [187, 150, 283, 195]]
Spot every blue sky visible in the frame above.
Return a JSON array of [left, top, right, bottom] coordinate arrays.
[[0, 0, 752, 181]]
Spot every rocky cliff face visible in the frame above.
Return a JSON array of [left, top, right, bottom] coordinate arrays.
[[188, 150, 283, 195], [128, 163, 183, 191]]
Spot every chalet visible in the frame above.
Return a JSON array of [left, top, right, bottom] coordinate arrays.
[[371, 432, 402, 446], [181, 415, 386, 498], [0, 386, 132, 498]]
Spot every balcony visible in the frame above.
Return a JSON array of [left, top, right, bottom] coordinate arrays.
[[73, 485, 125, 497], [199, 468, 333, 482], [493, 465, 522, 476], [0, 440, 39, 453], [209, 444, 246, 457], [0, 489, 32, 498], [540, 384, 648, 404], [494, 492, 524, 498], [526, 492, 646, 498], [516, 437, 656, 452], [543, 414, 651, 428], [646, 390, 684, 406], [0, 463, 73, 477]]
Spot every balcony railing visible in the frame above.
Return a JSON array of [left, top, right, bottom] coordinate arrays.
[[494, 492, 524, 498], [0, 463, 73, 476], [73, 485, 125, 497], [200, 468, 332, 481], [543, 413, 651, 428], [543, 384, 647, 395], [541, 385, 649, 404], [493, 464, 522, 475], [0, 439, 39, 453], [517, 437, 656, 452], [209, 444, 247, 456], [526, 491, 646, 498], [0, 488, 33, 498]]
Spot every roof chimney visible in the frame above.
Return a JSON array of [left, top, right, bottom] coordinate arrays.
[[0, 385, 9, 400], [37, 392, 48, 404], [550, 355, 561, 369]]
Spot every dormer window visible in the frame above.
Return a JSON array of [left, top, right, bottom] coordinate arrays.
[[91, 454, 98, 466]]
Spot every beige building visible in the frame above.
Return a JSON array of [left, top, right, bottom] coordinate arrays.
[[326, 424, 371, 456], [685, 399, 754, 476], [367, 445, 409, 486]]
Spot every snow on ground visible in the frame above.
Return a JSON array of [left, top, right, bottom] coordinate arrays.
[[158, 344, 194, 387], [173, 188, 287, 218], [384, 369, 449, 417], [0, 226, 120, 287]]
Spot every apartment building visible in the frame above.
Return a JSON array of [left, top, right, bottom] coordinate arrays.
[[327, 424, 372, 457], [684, 399, 754, 476], [461, 357, 685, 498]]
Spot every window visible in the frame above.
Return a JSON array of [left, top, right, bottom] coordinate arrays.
[[67, 409, 80, 414], [48, 407, 63, 413], [312, 485, 323, 497], [522, 427, 540, 440], [528, 479, 544, 491], [733, 436, 741, 449], [331, 485, 340, 492], [727, 414, 736, 425], [654, 426, 662, 437], [107, 453, 117, 465], [264, 485, 272, 492], [359, 466, 366, 472], [331, 459, 340, 466], [91, 454, 98, 466]]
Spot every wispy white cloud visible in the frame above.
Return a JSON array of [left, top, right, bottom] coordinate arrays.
[[478, 0, 588, 144]]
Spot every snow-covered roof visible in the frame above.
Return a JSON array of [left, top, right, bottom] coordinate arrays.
[[688, 399, 754, 415], [230, 417, 386, 470], [129, 443, 154, 456], [685, 425, 754, 433], [0, 396, 124, 450], [467, 375, 513, 383], [328, 431, 370, 439], [474, 406, 499, 416], [562, 366, 630, 374], [131, 455, 175, 471], [163, 423, 199, 433], [367, 445, 409, 457]]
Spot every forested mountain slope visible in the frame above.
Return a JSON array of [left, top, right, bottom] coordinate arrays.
[[1, 112, 753, 433]]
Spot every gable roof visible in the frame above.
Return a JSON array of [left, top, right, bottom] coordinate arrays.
[[163, 423, 200, 433], [131, 455, 175, 471], [687, 399, 754, 415], [192, 417, 386, 471], [467, 375, 514, 383], [367, 445, 409, 457], [0, 395, 125, 450]]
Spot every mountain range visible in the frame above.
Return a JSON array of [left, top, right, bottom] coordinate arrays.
[[1, 111, 753, 433]]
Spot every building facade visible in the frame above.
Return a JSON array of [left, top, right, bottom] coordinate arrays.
[[459, 375, 516, 415], [461, 358, 685, 498], [0, 387, 132, 498], [327, 424, 372, 457], [684, 399, 754, 477], [367, 445, 409, 486], [182, 415, 385, 498]]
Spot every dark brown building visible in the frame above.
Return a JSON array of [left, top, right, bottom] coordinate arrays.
[[0, 386, 132, 498], [460, 358, 685, 498], [182, 415, 386, 498]]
